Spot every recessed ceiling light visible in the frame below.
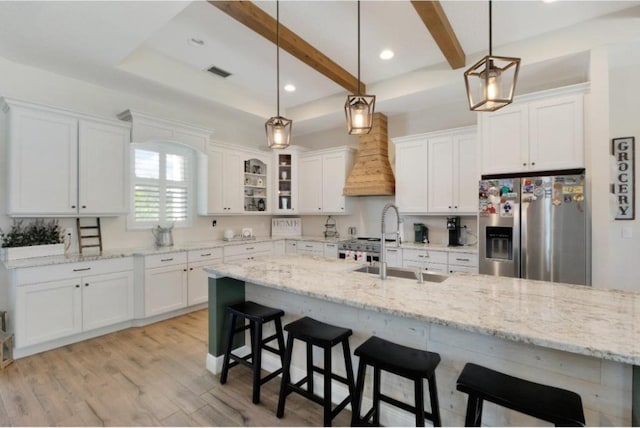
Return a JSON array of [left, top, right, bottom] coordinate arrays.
[[284, 84, 296, 92], [188, 37, 205, 47], [379, 49, 394, 60], [541, 0, 557, 3]]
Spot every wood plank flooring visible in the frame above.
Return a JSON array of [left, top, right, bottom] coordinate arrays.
[[0, 310, 352, 426]]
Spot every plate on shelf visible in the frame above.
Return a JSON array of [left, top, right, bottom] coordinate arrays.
[[242, 228, 253, 238]]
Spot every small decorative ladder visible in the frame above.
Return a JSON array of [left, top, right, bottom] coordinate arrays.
[[76, 218, 103, 254]]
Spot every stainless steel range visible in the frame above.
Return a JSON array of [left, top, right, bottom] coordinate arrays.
[[338, 237, 393, 262]]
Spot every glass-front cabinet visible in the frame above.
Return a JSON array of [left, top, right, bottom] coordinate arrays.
[[244, 158, 268, 212], [273, 149, 298, 214]]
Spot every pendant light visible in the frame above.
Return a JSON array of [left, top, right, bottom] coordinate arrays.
[[345, 0, 375, 135], [265, 0, 292, 149], [464, 0, 521, 112]]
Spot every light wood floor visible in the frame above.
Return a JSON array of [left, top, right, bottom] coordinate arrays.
[[0, 310, 352, 426]]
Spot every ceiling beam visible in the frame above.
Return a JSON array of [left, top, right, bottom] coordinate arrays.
[[208, 1, 365, 94], [410, 0, 466, 69]]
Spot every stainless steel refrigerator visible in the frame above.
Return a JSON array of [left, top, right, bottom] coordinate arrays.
[[478, 169, 589, 286]]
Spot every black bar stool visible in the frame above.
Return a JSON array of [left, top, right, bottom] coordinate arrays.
[[352, 336, 442, 427], [276, 316, 356, 427], [220, 301, 286, 404], [456, 363, 585, 427]]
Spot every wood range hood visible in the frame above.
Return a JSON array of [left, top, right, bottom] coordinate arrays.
[[343, 113, 395, 196]]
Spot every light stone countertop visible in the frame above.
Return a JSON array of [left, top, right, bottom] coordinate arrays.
[[2, 235, 476, 269], [205, 254, 640, 365]]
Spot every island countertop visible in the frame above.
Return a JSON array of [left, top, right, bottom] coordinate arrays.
[[205, 254, 640, 366]]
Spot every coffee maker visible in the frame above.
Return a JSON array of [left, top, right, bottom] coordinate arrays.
[[413, 223, 429, 243], [447, 216, 462, 246]]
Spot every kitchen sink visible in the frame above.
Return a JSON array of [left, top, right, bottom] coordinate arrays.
[[353, 265, 448, 283]]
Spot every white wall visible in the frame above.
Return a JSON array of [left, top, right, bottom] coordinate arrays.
[[607, 46, 640, 291]]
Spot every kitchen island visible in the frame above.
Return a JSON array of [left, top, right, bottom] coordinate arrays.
[[205, 255, 637, 426]]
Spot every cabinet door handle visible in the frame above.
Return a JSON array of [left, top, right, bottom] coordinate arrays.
[[160, 258, 174, 262], [522, 162, 527, 166], [82, 205, 86, 209], [200, 253, 211, 257], [387, 249, 397, 253], [84, 283, 89, 287], [71, 205, 76, 209], [531, 161, 536, 166], [456, 258, 470, 262], [305, 245, 313, 248], [246, 247, 254, 250], [75, 284, 80, 288], [183, 268, 187, 272], [73, 267, 91, 272], [189, 267, 193, 271], [454, 206, 458, 209]]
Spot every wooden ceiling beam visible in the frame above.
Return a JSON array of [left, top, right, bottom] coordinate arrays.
[[410, 0, 466, 69], [208, 1, 365, 94]]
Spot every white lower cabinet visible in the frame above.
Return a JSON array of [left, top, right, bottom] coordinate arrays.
[[297, 241, 325, 257], [285, 240, 297, 254], [402, 249, 448, 273], [141, 252, 189, 317], [324, 243, 338, 258], [13, 258, 134, 349], [448, 252, 479, 274], [384, 247, 403, 268], [224, 241, 273, 262], [187, 248, 223, 306]]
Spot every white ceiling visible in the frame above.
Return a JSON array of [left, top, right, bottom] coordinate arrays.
[[0, 0, 639, 138]]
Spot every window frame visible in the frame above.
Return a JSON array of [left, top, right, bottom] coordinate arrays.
[[127, 141, 197, 230]]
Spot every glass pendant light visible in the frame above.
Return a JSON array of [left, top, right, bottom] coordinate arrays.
[[464, 0, 521, 112], [265, 0, 292, 149], [345, 0, 375, 135]]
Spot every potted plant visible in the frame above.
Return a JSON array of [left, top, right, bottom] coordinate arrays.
[[0, 219, 65, 261]]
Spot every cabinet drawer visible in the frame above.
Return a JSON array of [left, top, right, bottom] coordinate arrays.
[[297, 241, 324, 256], [448, 252, 478, 267], [187, 247, 223, 263], [224, 241, 272, 258], [144, 252, 187, 269], [402, 249, 447, 264], [15, 257, 134, 286]]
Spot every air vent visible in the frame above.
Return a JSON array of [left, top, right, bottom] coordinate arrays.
[[206, 65, 232, 78]]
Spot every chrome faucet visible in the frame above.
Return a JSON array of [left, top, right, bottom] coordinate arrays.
[[380, 203, 402, 280]]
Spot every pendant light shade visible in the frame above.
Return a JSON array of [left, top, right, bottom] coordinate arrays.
[[265, 0, 292, 149], [345, 0, 375, 135], [464, 1, 520, 112]]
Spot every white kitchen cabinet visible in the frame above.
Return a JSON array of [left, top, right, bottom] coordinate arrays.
[[480, 90, 584, 175], [3, 99, 131, 216], [298, 147, 355, 215], [273, 149, 299, 213], [297, 241, 324, 257], [199, 144, 271, 214], [402, 248, 448, 273], [286, 240, 298, 255], [143, 253, 188, 317], [384, 247, 403, 268], [15, 279, 82, 348], [199, 145, 243, 214], [223, 241, 273, 262], [82, 270, 134, 331], [324, 242, 338, 259], [78, 119, 130, 215], [447, 252, 479, 274], [427, 128, 478, 214], [187, 248, 223, 306], [12, 257, 134, 349], [393, 136, 429, 213], [298, 155, 323, 213]]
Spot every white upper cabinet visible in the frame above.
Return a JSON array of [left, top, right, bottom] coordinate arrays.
[[480, 88, 585, 175], [3, 99, 130, 217], [427, 128, 478, 214], [393, 136, 429, 213], [298, 147, 354, 215], [198, 143, 271, 215], [273, 148, 300, 214], [78, 119, 130, 215]]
